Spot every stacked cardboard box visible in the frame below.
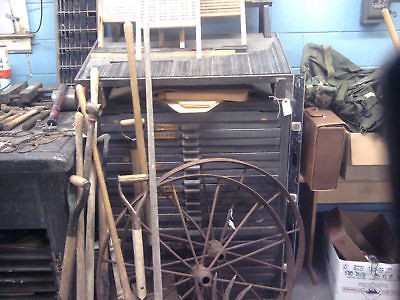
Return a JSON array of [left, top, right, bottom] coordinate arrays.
[[301, 107, 392, 203], [324, 209, 400, 300]]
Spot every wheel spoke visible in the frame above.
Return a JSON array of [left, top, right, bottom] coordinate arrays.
[[219, 167, 248, 243], [227, 250, 284, 271], [159, 189, 206, 240], [141, 222, 193, 269], [201, 181, 220, 264], [209, 202, 259, 269], [266, 191, 282, 204], [227, 265, 262, 300], [162, 253, 203, 268], [159, 232, 204, 247], [215, 277, 286, 293], [171, 184, 200, 265], [211, 239, 285, 272], [181, 286, 195, 299], [226, 228, 299, 252], [194, 280, 204, 300]]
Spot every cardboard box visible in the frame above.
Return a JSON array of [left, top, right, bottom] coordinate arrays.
[[301, 108, 346, 190], [341, 132, 390, 181], [324, 209, 400, 300], [314, 178, 393, 204]]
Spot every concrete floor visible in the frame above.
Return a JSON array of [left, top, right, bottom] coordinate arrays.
[[292, 262, 333, 300]]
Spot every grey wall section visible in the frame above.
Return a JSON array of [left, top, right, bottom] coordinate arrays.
[[6, 0, 400, 86]]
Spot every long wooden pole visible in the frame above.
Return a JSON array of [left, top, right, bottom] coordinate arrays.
[[75, 111, 86, 300], [382, 8, 400, 52], [85, 67, 99, 300], [143, 21, 163, 299]]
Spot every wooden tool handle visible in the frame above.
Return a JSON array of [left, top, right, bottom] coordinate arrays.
[[90, 68, 99, 106], [76, 84, 89, 126], [132, 228, 147, 299], [22, 110, 50, 130], [119, 118, 145, 127], [118, 174, 149, 183], [5, 109, 40, 130], [59, 235, 77, 300], [382, 8, 400, 52], [69, 175, 90, 189]]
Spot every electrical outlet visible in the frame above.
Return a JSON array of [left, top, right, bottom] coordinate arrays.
[[361, 0, 391, 24]]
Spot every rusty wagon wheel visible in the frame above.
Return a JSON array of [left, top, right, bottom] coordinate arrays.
[[97, 158, 305, 300]]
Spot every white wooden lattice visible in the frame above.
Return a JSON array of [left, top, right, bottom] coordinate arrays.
[[135, 0, 202, 59], [200, 0, 247, 46]]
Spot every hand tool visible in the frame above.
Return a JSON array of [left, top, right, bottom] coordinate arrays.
[[21, 110, 50, 130], [124, 22, 151, 299], [47, 84, 68, 127], [74, 111, 86, 300], [0, 81, 28, 104], [77, 89, 135, 300], [117, 175, 148, 300], [85, 67, 99, 300], [59, 104, 97, 300], [19, 81, 43, 104], [2, 109, 41, 131], [59, 175, 91, 300]]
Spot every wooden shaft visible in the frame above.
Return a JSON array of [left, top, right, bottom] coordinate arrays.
[[86, 67, 99, 300], [59, 236, 77, 300], [382, 8, 400, 52], [90, 68, 99, 106], [21, 110, 50, 130], [0, 111, 13, 122], [143, 23, 163, 300], [76, 84, 89, 127], [1, 111, 24, 124], [119, 118, 145, 127], [123, 22, 148, 176], [179, 28, 185, 49], [75, 111, 86, 300], [132, 228, 147, 299], [69, 175, 89, 188], [118, 174, 149, 183], [4, 109, 40, 130], [85, 166, 97, 300], [158, 29, 165, 47], [93, 141, 135, 300], [78, 89, 134, 300]]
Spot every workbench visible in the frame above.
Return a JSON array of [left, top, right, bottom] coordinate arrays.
[[0, 113, 75, 296]]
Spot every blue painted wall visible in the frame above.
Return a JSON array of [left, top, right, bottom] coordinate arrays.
[[7, 0, 400, 86], [8, 0, 57, 87]]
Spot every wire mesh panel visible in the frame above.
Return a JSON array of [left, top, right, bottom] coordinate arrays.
[[56, 0, 97, 84]]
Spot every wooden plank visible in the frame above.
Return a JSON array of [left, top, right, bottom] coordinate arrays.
[[154, 89, 248, 102], [90, 49, 235, 60]]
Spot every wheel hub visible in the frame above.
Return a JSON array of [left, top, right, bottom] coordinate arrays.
[[207, 239, 226, 262], [192, 264, 213, 287]]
